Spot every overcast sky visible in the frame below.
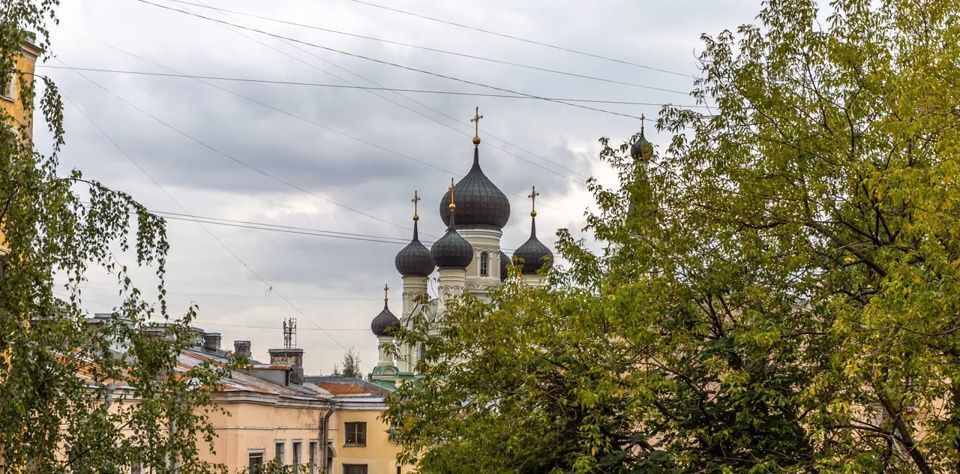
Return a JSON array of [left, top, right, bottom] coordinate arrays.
[[40, 0, 760, 374]]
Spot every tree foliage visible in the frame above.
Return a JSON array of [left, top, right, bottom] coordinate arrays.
[[340, 347, 362, 379], [385, 0, 960, 472], [0, 1, 229, 472]]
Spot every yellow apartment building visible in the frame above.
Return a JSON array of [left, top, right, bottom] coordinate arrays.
[[96, 322, 410, 474], [0, 35, 40, 257], [0, 34, 40, 129]]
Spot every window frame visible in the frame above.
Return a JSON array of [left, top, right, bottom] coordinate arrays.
[[248, 449, 265, 474], [343, 464, 368, 474], [292, 440, 302, 472], [274, 440, 286, 463], [308, 440, 318, 474], [479, 251, 489, 276], [0, 69, 13, 101], [344, 421, 367, 447]]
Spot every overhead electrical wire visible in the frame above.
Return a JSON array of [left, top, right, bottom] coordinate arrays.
[[64, 18, 576, 209], [164, 0, 692, 92], [60, 87, 352, 351], [133, 0, 667, 120], [151, 209, 519, 252], [40, 65, 708, 108], [138, 2, 589, 183], [77, 284, 381, 301], [56, 57, 431, 236], [349, 0, 697, 79]]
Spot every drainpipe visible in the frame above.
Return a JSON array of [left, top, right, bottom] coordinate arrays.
[[319, 401, 335, 473]]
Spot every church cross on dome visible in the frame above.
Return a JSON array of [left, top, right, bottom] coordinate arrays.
[[411, 190, 421, 221], [470, 106, 484, 146], [528, 186, 540, 218]]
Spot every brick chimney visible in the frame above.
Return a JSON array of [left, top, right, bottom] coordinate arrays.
[[234, 340, 251, 359], [202, 332, 221, 352], [269, 348, 304, 385]]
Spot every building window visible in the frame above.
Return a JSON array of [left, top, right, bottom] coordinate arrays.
[[248, 450, 264, 473], [275, 441, 285, 463], [343, 464, 368, 474], [479, 251, 489, 276], [0, 70, 12, 100], [344, 421, 367, 446], [308, 441, 318, 474], [292, 440, 302, 472]]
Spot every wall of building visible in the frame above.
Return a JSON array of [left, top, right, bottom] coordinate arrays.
[[0, 42, 40, 255], [329, 407, 410, 474], [200, 399, 325, 472], [0, 43, 39, 132]]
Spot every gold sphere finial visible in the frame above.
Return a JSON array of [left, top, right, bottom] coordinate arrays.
[[473, 135, 481, 146]]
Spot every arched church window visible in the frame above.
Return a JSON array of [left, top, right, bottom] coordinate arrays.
[[479, 252, 489, 276]]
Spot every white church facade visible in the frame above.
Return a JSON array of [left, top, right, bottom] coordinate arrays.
[[367, 109, 553, 389]]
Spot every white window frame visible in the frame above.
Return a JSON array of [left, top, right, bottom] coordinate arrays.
[[274, 440, 286, 463], [479, 251, 489, 276], [0, 69, 13, 101]]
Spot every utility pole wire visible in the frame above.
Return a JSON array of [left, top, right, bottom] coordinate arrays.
[[350, 0, 697, 79], [165, 0, 693, 92], [133, 0, 666, 121], [41, 65, 708, 107], [149, 0, 589, 183], [57, 57, 427, 236], [60, 87, 351, 351]]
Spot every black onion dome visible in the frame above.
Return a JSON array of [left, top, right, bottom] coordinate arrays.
[[513, 217, 553, 274], [499, 250, 511, 281], [431, 209, 474, 269], [395, 221, 435, 276], [630, 126, 654, 161], [439, 148, 510, 229], [371, 302, 400, 337]]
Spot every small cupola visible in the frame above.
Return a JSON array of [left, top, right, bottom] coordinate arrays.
[[371, 284, 401, 337], [630, 114, 654, 162], [431, 179, 474, 269], [395, 190, 435, 277], [512, 186, 553, 274]]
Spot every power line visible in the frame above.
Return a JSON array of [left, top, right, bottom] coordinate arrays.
[[39, 65, 708, 108], [139, 1, 590, 184], [60, 85, 351, 351], [349, 0, 697, 79], [154, 210, 519, 252], [63, 23, 576, 209], [56, 57, 424, 236], [164, 0, 693, 92], [78, 284, 381, 301], [160, 213, 413, 246], [133, 0, 665, 120]]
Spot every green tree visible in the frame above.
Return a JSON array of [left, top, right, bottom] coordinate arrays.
[[385, 0, 960, 472], [0, 1, 230, 472], [341, 347, 362, 379]]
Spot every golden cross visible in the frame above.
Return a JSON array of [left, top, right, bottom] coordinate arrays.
[[448, 178, 456, 210], [470, 106, 484, 137], [411, 190, 421, 220], [528, 185, 539, 217], [383, 283, 389, 303]]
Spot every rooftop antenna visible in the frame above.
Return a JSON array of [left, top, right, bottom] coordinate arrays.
[[282, 317, 297, 349]]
